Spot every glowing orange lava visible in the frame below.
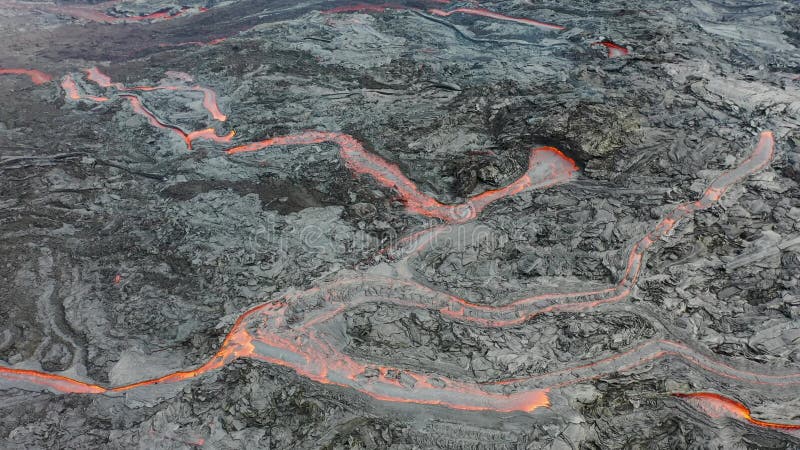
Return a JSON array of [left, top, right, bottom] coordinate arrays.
[[83, 67, 228, 122], [61, 74, 110, 102], [118, 95, 234, 150], [63, 67, 233, 149], [227, 131, 577, 223], [0, 0, 794, 431], [594, 40, 629, 58], [0, 68, 52, 85], [0, 366, 105, 394], [83, 67, 123, 90], [675, 392, 800, 431], [1, 132, 794, 421]]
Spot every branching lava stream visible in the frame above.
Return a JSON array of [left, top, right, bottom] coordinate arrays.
[[0, 68, 53, 85], [226, 131, 578, 223], [0, 3, 795, 434], [674, 392, 800, 432], [63, 67, 234, 149], [2, 130, 797, 429]]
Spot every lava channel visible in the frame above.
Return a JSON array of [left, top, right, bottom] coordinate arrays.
[[429, 131, 776, 325], [0, 68, 52, 85], [1, 133, 794, 422], [225, 132, 774, 327], [225, 131, 578, 223], [62, 67, 234, 149], [84, 67, 228, 122], [675, 392, 800, 431], [594, 40, 629, 57], [61, 74, 109, 102]]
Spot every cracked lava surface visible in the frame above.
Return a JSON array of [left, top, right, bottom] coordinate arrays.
[[1, 0, 799, 447], [4, 130, 796, 426]]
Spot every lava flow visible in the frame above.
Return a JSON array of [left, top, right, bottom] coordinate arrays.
[[322, 3, 410, 14], [84, 67, 228, 122], [384, 131, 776, 328], [0, 68, 52, 85], [0, 1, 205, 23], [61, 75, 109, 102], [2, 132, 796, 426], [63, 67, 234, 149], [428, 7, 565, 31], [322, 2, 564, 31], [675, 392, 800, 431], [0, 366, 105, 394], [594, 40, 629, 57], [120, 94, 232, 150], [226, 131, 578, 222]]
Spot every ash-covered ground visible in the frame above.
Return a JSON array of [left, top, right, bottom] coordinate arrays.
[[1, 0, 800, 448]]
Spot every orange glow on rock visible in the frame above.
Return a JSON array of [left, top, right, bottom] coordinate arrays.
[[0, 366, 105, 394], [84, 66, 228, 122], [119, 94, 187, 141], [0, 68, 52, 85], [594, 40, 629, 58], [675, 392, 800, 431], [119, 95, 232, 150], [0, 128, 789, 420], [227, 131, 577, 223], [186, 128, 236, 145], [196, 85, 227, 122], [63, 67, 232, 149], [84, 67, 123, 89], [229, 132, 773, 327], [61, 75, 81, 100], [61, 74, 109, 102]]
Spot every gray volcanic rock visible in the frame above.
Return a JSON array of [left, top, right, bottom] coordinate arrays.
[[1, 0, 799, 448]]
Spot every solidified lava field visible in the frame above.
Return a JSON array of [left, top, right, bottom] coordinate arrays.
[[1, 1, 799, 449]]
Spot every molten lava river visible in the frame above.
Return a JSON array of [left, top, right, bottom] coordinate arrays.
[[0, 0, 799, 447]]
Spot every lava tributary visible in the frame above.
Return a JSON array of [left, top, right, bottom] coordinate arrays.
[[0, 68, 52, 85], [675, 392, 800, 431], [1, 132, 797, 423], [594, 40, 629, 57], [63, 67, 233, 149], [226, 131, 578, 222]]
